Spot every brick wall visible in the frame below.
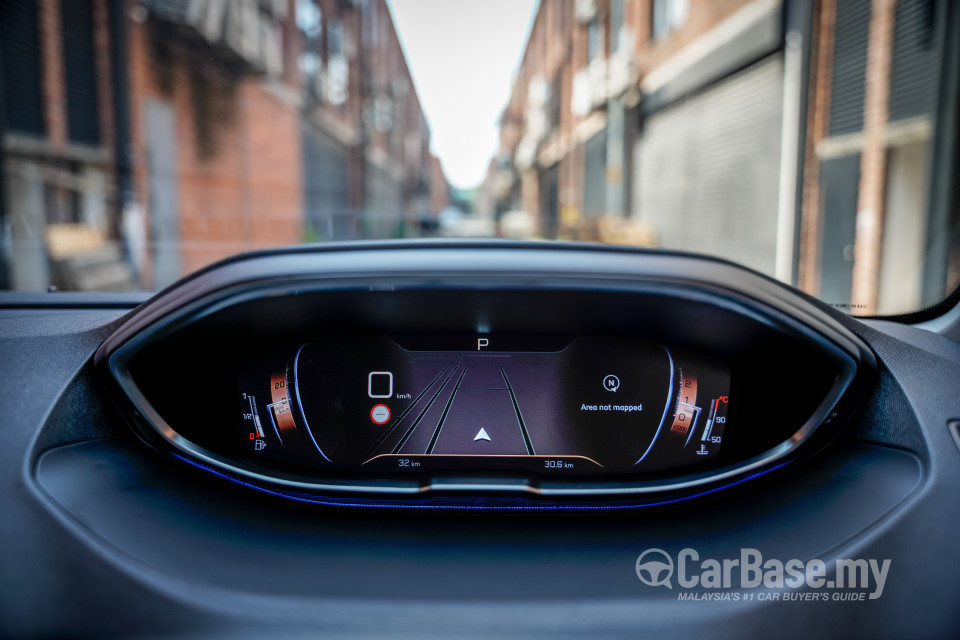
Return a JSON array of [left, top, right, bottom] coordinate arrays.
[[38, 0, 67, 145], [128, 20, 303, 284], [91, 0, 114, 159], [430, 155, 449, 215]]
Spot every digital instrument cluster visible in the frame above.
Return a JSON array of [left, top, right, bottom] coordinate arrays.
[[238, 335, 731, 475], [98, 244, 871, 505]]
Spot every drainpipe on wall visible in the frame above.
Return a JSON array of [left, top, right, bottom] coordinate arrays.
[[777, 0, 816, 287], [0, 41, 9, 289], [774, 30, 804, 285], [605, 0, 625, 218], [921, 0, 960, 307], [109, 0, 141, 285]]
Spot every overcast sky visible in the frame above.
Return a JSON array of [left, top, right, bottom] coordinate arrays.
[[388, 0, 538, 190]]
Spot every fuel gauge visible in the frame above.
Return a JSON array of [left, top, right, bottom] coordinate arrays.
[[240, 392, 268, 452], [240, 364, 311, 457]]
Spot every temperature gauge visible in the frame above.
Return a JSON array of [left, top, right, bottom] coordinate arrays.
[[698, 395, 729, 455], [633, 352, 729, 471]]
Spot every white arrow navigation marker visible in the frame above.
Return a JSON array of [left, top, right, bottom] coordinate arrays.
[[474, 428, 491, 442]]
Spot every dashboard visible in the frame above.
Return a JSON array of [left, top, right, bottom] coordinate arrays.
[[2, 242, 959, 638]]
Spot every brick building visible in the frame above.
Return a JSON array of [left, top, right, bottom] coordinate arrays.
[[0, 0, 303, 290], [491, 0, 800, 264], [297, 0, 447, 242], [490, 0, 959, 315], [131, 0, 303, 288], [1, 0, 448, 290]]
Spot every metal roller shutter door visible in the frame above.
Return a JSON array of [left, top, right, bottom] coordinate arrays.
[[632, 54, 784, 276], [302, 125, 351, 241]]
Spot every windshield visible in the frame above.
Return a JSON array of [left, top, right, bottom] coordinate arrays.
[[0, 0, 957, 316]]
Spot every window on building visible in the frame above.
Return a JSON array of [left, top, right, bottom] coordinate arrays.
[[296, 0, 322, 99], [610, 0, 624, 51], [44, 183, 82, 226], [364, 0, 379, 49], [60, 0, 100, 145], [296, 0, 321, 38], [889, 0, 941, 123], [651, 0, 689, 40], [829, 0, 871, 136], [299, 51, 321, 76], [583, 132, 606, 219], [0, 0, 45, 137], [325, 17, 349, 106], [328, 18, 345, 58], [549, 73, 562, 131], [587, 18, 601, 60]]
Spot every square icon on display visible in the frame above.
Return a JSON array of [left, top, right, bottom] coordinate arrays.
[[368, 371, 393, 398]]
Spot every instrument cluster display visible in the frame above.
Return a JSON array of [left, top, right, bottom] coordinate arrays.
[[238, 335, 731, 475]]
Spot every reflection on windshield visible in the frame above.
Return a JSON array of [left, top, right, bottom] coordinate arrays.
[[0, 0, 957, 316]]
